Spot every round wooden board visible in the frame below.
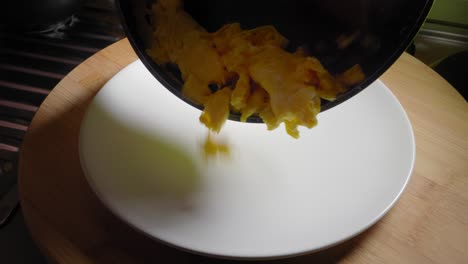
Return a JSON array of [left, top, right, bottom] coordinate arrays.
[[18, 39, 468, 263]]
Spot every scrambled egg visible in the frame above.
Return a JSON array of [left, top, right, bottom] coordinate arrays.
[[147, 0, 365, 152], [202, 133, 230, 159]]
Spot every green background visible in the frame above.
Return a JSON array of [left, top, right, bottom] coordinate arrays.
[[427, 0, 468, 26]]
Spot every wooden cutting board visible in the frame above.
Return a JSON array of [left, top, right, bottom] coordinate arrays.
[[18, 39, 468, 264]]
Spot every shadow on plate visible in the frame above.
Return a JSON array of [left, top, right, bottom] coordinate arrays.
[[82, 101, 202, 203]]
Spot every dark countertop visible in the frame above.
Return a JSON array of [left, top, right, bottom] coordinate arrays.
[[0, 211, 47, 263]]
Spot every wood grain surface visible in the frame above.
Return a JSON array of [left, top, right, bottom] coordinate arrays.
[[18, 39, 468, 264]]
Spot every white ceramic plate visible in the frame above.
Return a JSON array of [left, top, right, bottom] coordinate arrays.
[[79, 60, 415, 259]]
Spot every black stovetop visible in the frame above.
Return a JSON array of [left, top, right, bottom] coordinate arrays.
[[0, 0, 123, 262]]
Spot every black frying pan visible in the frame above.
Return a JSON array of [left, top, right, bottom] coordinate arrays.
[[115, 0, 433, 122]]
